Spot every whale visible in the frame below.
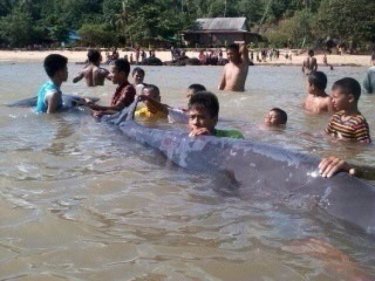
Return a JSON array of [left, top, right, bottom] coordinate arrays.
[[6, 94, 99, 110], [104, 100, 375, 235]]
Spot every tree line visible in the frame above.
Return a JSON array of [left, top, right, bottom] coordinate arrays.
[[0, 0, 374, 50]]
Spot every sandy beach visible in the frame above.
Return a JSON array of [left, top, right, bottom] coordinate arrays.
[[0, 49, 372, 67]]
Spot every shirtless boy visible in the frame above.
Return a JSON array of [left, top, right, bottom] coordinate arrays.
[[302, 49, 318, 75], [264, 108, 288, 127], [73, 49, 109, 87], [218, 43, 249, 92], [325, 77, 371, 143], [188, 91, 244, 139], [304, 71, 332, 114], [86, 59, 135, 117], [35, 54, 68, 114]]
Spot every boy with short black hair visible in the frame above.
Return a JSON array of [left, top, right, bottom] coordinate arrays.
[[73, 49, 109, 87], [135, 84, 167, 120], [264, 107, 287, 127], [325, 77, 371, 143], [304, 71, 332, 114], [36, 54, 68, 114], [132, 67, 146, 95], [86, 58, 135, 117], [188, 91, 244, 139]]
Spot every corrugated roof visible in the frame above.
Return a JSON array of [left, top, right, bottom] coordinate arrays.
[[191, 17, 248, 32]]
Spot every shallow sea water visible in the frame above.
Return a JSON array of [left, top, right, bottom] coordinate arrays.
[[0, 62, 374, 280]]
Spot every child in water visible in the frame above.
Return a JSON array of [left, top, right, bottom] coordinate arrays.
[[35, 54, 68, 114], [188, 91, 244, 139], [264, 108, 287, 127], [325, 77, 371, 143], [304, 71, 332, 114], [135, 84, 167, 121]]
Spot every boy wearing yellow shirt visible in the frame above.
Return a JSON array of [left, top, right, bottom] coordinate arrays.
[[135, 84, 167, 120]]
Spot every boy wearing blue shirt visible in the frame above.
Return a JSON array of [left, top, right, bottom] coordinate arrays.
[[36, 54, 68, 114]]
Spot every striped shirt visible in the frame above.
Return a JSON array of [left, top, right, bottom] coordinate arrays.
[[325, 111, 371, 143]]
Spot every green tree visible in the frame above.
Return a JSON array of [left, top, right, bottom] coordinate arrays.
[[316, 0, 375, 44]]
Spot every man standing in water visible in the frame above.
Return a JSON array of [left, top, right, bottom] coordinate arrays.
[[218, 42, 249, 92], [302, 49, 318, 75], [73, 49, 110, 87]]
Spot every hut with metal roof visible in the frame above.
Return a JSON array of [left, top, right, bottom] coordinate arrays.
[[182, 17, 261, 47]]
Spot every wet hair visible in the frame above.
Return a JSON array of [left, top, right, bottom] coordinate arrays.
[[188, 91, 219, 118], [308, 49, 314, 56], [308, 71, 327, 90], [114, 58, 130, 75], [270, 107, 287, 125], [187, 84, 206, 95], [132, 67, 145, 76], [332, 77, 361, 101], [87, 49, 101, 63], [227, 43, 239, 52], [43, 54, 68, 78], [143, 84, 160, 98]]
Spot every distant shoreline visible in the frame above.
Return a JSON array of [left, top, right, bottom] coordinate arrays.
[[0, 49, 371, 67]]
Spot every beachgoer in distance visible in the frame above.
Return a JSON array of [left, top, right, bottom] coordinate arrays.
[[35, 54, 68, 114], [85, 59, 136, 118], [135, 84, 167, 121], [188, 91, 244, 139], [73, 49, 110, 87], [302, 49, 318, 75], [218, 42, 249, 92], [325, 77, 371, 143], [322, 53, 334, 70], [304, 71, 333, 114], [363, 53, 375, 94], [132, 67, 146, 95], [138, 84, 206, 124], [264, 108, 287, 127]]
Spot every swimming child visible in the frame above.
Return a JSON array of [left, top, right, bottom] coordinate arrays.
[[325, 77, 371, 143], [302, 49, 318, 75], [188, 91, 244, 139], [135, 84, 167, 120], [73, 49, 110, 87], [86, 59, 135, 117], [131, 67, 146, 95], [304, 71, 332, 114], [138, 84, 206, 124], [35, 54, 68, 114], [264, 108, 288, 127]]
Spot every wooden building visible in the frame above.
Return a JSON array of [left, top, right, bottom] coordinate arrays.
[[182, 17, 261, 47]]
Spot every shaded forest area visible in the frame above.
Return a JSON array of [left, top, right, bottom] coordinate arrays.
[[0, 0, 374, 50]]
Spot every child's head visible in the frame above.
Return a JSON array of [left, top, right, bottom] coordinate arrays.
[[44, 54, 68, 81], [226, 43, 240, 62], [111, 59, 130, 84], [264, 108, 287, 127], [308, 49, 314, 57], [87, 49, 102, 64], [188, 91, 219, 133], [142, 84, 160, 109], [186, 84, 206, 99], [331, 77, 361, 112], [307, 71, 327, 94], [132, 67, 145, 85]]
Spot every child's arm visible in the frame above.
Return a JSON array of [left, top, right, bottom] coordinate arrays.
[[239, 43, 250, 62], [46, 92, 61, 114], [73, 72, 84, 83], [138, 94, 169, 114]]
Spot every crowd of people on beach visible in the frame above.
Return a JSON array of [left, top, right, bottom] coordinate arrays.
[[35, 43, 375, 181]]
